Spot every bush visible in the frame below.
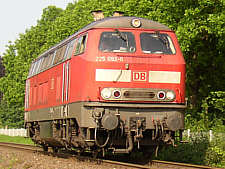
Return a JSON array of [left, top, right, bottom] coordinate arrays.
[[205, 135, 225, 168], [201, 91, 225, 129], [185, 91, 225, 132], [0, 100, 24, 128], [155, 134, 225, 168], [155, 134, 209, 165]]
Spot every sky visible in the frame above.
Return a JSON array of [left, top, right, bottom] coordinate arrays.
[[0, 0, 75, 56]]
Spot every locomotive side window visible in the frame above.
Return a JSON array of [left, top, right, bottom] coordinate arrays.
[[46, 52, 55, 68], [99, 31, 136, 53], [64, 39, 76, 59], [40, 55, 48, 71], [31, 58, 42, 76], [140, 33, 176, 54], [28, 62, 35, 76], [30, 62, 37, 76], [37, 58, 43, 73], [74, 35, 87, 56], [53, 45, 67, 65]]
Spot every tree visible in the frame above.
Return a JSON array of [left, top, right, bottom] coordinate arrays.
[[0, 56, 4, 77], [175, 0, 225, 109], [0, 0, 225, 127], [0, 56, 4, 101], [0, 6, 63, 128]]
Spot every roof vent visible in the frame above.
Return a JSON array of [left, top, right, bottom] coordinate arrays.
[[113, 11, 124, 17], [91, 10, 104, 21]]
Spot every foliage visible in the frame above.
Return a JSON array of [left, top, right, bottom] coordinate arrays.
[[185, 113, 225, 132], [0, 6, 63, 127], [206, 135, 225, 168], [155, 135, 209, 165], [185, 112, 208, 131], [0, 100, 24, 128], [175, 0, 225, 108], [185, 91, 225, 131], [202, 91, 225, 124], [0, 56, 4, 101], [0, 56, 4, 78], [155, 134, 225, 168], [0, 0, 224, 128]]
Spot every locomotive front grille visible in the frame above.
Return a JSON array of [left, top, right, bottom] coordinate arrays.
[[124, 91, 155, 99]]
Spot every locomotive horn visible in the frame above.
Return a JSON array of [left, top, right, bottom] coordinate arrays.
[[113, 11, 124, 17], [91, 10, 104, 21]]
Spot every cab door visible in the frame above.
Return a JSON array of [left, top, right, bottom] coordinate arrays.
[[62, 60, 70, 103], [61, 38, 77, 104]]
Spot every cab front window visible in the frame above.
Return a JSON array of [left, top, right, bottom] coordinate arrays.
[[99, 31, 136, 53], [140, 32, 176, 54]]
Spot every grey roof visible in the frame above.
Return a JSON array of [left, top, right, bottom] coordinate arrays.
[[80, 16, 171, 32], [36, 16, 171, 60]]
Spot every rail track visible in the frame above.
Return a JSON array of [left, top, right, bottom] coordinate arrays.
[[0, 142, 41, 152], [0, 142, 222, 169]]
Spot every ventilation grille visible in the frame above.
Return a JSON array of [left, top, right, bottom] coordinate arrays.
[[124, 91, 155, 99]]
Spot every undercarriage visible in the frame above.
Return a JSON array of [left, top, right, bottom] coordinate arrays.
[[26, 107, 184, 155]]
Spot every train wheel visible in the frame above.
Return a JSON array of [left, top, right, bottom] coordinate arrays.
[[140, 146, 155, 159], [52, 147, 59, 153], [92, 149, 100, 159], [77, 149, 84, 156], [42, 145, 48, 152]]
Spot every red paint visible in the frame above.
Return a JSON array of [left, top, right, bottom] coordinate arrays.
[[25, 27, 185, 112]]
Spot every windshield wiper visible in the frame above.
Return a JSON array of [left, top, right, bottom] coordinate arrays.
[[113, 69, 123, 83], [115, 29, 127, 42], [155, 31, 169, 48]]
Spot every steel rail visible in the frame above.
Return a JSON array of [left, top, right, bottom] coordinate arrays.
[[0, 142, 222, 169], [0, 142, 41, 152], [99, 159, 155, 169], [151, 160, 222, 169], [0, 142, 150, 168]]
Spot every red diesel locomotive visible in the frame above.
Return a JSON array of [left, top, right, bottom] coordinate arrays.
[[25, 12, 186, 155]]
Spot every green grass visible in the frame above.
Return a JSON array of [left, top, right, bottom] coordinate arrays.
[[0, 135, 34, 145]]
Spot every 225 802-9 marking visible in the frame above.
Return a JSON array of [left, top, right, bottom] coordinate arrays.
[[96, 56, 124, 62]]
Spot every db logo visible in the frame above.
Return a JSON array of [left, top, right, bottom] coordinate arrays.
[[133, 72, 147, 81]]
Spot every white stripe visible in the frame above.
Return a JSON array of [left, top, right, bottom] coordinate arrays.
[[149, 71, 181, 84], [96, 69, 131, 82]]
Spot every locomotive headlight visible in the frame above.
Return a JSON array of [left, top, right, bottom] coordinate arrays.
[[131, 18, 142, 28], [166, 91, 175, 100], [101, 88, 112, 99]]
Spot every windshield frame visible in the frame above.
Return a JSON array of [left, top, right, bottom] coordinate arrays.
[[98, 31, 136, 53], [140, 32, 176, 55]]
